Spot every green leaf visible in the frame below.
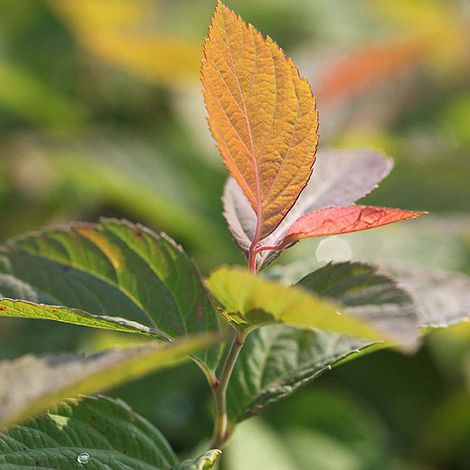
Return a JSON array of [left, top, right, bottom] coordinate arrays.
[[226, 261, 470, 424], [0, 334, 219, 429], [51, 135, 224, 256], [0, 395, 177, 469], [0, 298, 166, 339], [226, 262, 418, 422], [227, 325, 375, 423], [280, 428, 365, 470], [298, 262, 419, 350], [206, 267, 389, 341], [224, 418, 300, 470], [0, 62, 86, 129], [0, 218, 221, 373], [273, 389, 390, 469], [170, 450, 222, 470]]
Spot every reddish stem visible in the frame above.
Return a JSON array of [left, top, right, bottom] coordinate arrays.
[[248, 245, 257, 273], [254, 243, 284, 254]]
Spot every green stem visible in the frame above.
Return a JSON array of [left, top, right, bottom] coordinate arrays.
[[210, 331, 245, 448], [210, 235, 259, 448]]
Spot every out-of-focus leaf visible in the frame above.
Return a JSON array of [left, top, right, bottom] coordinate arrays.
[[50, 0, 200, 85], [281, 427, 365, 470], [317, 0, 469, 106], [227, 325, 374, 423], [206, 266, 394, 342], [51, 136, 223, 255], [0, 395, 178, 468], [369, 0, 469, 70], [417, 391, 470, 464], [0, 63, 86, 129], [225, 416, 370, 470], [202, 2, 319, 241], [317, 38, 427, 105], [223, 149, 394, 268], [170, 450, 222, 470], [227, 262, 418, 422], [225, 418, 299, 470], [283, 205, 425, 245], [270, 389, 391, 469], [441, 93, 470, 146], [384, 263, 470, 329], [0, 219, 221, 373], [0, 334, 219, 429], [0, 298, 164, 339]]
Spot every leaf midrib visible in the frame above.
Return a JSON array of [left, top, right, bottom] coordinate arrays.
[[9, 246, 166, 337], [220, 10, 263, 233], [238, 341, 376, 420], [104, 226, 190, 337]]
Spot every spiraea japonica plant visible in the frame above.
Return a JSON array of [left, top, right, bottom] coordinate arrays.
[[0, 2, 469, 468]]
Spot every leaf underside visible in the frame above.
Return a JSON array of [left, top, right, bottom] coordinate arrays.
[[383, 262, 470, 328], [297, 262, 419, 350], [202, 2, 319, 240], [229, 260, 470, 423], [223, 148, 394, 269]]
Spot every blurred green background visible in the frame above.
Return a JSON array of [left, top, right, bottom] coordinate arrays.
[[0, 0, 469, 468]]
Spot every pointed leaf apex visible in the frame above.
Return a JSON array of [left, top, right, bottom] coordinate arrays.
[[202, 1, 319, 241], [283, 206, 427, 244]]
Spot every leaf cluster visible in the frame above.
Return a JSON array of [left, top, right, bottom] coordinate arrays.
[[0, 2, 469, 469]]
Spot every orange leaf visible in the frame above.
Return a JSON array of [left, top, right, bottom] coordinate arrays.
[[202, 1, 319, 242], [318, 38, 428, 105], [283, 205, 426, 244]]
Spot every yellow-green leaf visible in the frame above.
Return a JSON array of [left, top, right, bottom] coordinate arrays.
[[0, 299, 165, 339], [0, 334, 219, 430], [171, 450, 222, 470], [206, 267, 382, 340], [50, 0, 200, 85]]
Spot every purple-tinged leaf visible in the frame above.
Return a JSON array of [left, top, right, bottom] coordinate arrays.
[[298, 261, 420, 351], [222, 177, 255, 256], [384, 263, 470, 329], [223, 149, 394, 267]]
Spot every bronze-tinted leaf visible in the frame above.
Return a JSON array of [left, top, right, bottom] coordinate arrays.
[[283, 206, 426, 245], [223, 149, 393, 268], [202, 2, 319, 241]]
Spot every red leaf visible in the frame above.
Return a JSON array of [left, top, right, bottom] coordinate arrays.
[[283, 205, 426, 244]]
